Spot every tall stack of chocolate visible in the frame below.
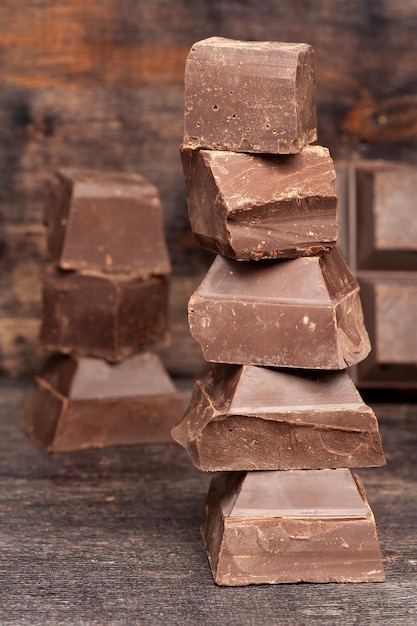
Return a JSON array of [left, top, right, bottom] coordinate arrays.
[[25, 169, 183, 452], [173, 38, 386, 585]]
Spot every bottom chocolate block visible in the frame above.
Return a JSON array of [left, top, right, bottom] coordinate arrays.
[[24, 352, 184, 452], [201, 469, 385, 586]]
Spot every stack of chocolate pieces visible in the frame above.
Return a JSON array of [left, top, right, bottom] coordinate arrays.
[[25, 169, 184, 452], [173, 37, 386, 585]]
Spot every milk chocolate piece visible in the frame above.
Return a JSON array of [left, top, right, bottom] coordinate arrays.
[[201, 469, 385, 585], [40, 265, 169, 361], [172, 364, 385, 471], [180, 146, 337, 260], [336, 160, 417, 388], [355, 162, 417, 271], [24, 353, 184, 452], [183, 37, 316, 154], [354, 275, 417, 387], [188, 249, 370, 369], [45, 168, 171, 276]]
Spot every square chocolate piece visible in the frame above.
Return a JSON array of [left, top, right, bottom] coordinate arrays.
[[188, 249, 370, 369], [23, 353, 185, 452], [45, 168, 171, 276], [354, 274, 417, 387], [181, 145, 337, 260], [172, 364, 385, 471], [183, 37, 317, 154], [39, 265, 170, 361], [202, 469, 385, 585], [336, 160, 417, 272]]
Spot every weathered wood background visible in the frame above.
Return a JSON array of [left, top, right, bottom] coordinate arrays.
[[1, 1, 417, 377]]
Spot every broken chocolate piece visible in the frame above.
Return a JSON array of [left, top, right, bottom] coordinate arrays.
[[180, 145, 337, 260], [39, 265, 170, 361], [201, 469, 385, 585], [23, 353, 185, 452], [183, 37, 317, 154], [45, 168, 171, 276], [172, 364, 385, 471], [188, 249, 371, 369]]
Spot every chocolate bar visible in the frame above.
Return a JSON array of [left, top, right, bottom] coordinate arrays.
[[172, 364, 385, 471], [355, 162, 417, 271], [180, 145, 337, 260], [40, 265, 170, 361], [336, 160, 417, 388], [354, 275, 417, 387], [24, 353, 184, 452], [188, 249, 371, 369], [183, 37, 316, 154], [45, 168, 171, 276], [201, 469, 385, 585]]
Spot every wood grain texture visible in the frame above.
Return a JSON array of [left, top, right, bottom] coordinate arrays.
[[0, 0, 416, 376], [0, 379, 416, 625]]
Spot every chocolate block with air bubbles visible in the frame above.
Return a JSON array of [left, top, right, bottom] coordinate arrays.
[[24, 353, 184, 452], [172, 364, 385, 471], [188, 249, 371, 369], [183, 37, 316, 154], [181, 145, 337, 260], [201, 469, 385, 585]]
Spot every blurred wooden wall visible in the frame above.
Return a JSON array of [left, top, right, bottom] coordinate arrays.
[[1, 0, 416, 378]]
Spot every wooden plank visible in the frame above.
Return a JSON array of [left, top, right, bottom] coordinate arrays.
[[0, 380, 416, 624]]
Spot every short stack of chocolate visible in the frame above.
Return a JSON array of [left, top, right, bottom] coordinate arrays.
[[25, 169, 184, 452], [173, 37, 386, 585]]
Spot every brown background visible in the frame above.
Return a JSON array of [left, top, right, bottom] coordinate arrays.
[[1, 0, 416, 378]]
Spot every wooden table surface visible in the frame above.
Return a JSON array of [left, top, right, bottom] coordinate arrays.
[[0, 379, 416, 625]]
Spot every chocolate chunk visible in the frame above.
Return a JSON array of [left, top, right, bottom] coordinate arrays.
[[180, 145, 337, 260], [356, 162, 417, 270], [23, 353, 184, 452], [45, 168, 171, 276], [183, 37, 317, 154], [354, 275, 417, 387], [172, 364, 385, 471], [39, 265, 170, 361], [336, 161, 417, 388], [188, 249, 371, 369], [201, 469, 385, 585], [336, 161, 417, 272]]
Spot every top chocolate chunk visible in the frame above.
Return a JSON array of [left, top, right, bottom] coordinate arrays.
[[45, 168, 171, 276], [183, 37, 317, 154]]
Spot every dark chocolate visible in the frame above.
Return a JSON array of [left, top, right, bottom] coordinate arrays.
[[201, 469, 385, 585], [24, 353, 185, 452], [39, 265, 170, 361], [183, 37, 317, 154], [172, 364, 385, 471], [45, 168, 172, 276], [188, 249, 371, 369], [180, 145, 337, 260]]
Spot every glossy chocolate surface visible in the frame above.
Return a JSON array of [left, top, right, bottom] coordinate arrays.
[[172, 364, 385, 471], [201, 469, 385, 585], [181, 145, 337, 260], [188, 249, 371, 369]]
